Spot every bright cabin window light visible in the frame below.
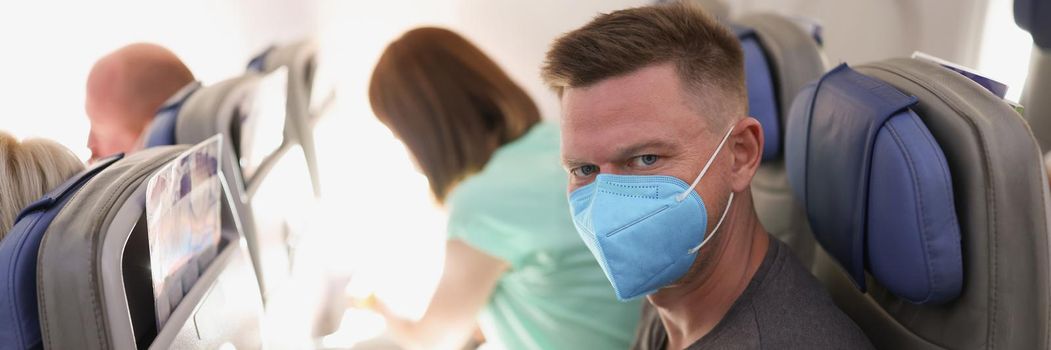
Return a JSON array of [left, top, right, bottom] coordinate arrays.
[[976, 0, 1034, 103]]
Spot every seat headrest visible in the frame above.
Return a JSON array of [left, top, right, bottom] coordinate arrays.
[[173, 75, 259, 151], [1016, 0, 1051, 50], [0, 154, 122, 349], [35, 147, 188, 350], [36, 142, 266, 349], [786, 64, 963, 304], [245, 40, 316, 76], [736, 13, 828, 162], [244, 40, 327, 197], [246, 46, 275, 73], [733, 25, 781, 161], [144, 82, 203, 148], [786, 16, 824, 46], [794, 58, 1050, 349]]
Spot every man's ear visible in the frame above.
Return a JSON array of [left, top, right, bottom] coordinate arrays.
[[729, 117, 764, 192]]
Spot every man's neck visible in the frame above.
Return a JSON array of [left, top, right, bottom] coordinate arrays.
[[648, 195, 770, 350]]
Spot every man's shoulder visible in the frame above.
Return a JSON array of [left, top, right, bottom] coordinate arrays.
[[746, 239, 874, 349], [633, 239, 874, 350]]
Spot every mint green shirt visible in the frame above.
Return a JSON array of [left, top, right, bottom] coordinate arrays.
[[446, 122, 640, 350]]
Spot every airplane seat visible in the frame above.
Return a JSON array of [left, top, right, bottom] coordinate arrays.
[[247, 41, 349, 338], [786, 60, 1051, 349], [245, 46, 273, 73], [246, 40, 328, 197], [142, 75, 275, 298], [160, 70, 329, 346], [733, 13, 828, 268], [169, 75, 260, 155], [144, 82, 203, 149], [0, 154, 123, 350], [1015, 0, 1051, 152], [32, 141, 264, 350]]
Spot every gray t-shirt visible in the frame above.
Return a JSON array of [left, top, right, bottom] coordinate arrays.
[[632, 237, 873, 350]]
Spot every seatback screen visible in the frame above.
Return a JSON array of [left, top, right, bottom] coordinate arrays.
[[145, 135, 223, 328], [240, 67, 288, 180]]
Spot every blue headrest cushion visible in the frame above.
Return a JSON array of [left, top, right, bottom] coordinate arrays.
[[246, 46, 275, 73], [811, 24, 823, 46], [785, 64, 963, 304], [145, 84, 200, 148], [1015, 0, 1051, 50], [144, 108, 178, 148], [0, 154, 122, 349], [733, 25, 781, 161]]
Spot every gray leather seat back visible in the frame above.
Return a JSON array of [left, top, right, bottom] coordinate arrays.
[[36, 143, 264, 349], [809, 58, 1051, 349], [247, 40, 328, 197], [37, 147, 184, 350], [172, 75, 276, 300], [738, 13, 828, 268], [176, 70, 325, 345], [175, 76, 258, 152]]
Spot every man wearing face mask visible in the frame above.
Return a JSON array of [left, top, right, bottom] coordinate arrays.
[[542, 3, 872, 349]]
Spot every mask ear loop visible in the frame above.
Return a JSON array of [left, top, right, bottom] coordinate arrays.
[[676, 126, 735, 202], [689, 192, 734, 254]]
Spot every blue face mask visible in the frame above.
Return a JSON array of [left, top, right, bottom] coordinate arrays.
[[569, 127, 736, 301]]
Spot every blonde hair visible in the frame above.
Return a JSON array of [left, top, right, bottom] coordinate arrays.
[[0, 132, 84, 239]]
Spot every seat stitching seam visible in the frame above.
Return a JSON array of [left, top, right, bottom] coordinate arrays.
[[886, 123, 936, 303], [865, 63, 999, 349]]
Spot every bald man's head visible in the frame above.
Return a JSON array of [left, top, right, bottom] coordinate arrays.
[[86, 43, 194, 161]]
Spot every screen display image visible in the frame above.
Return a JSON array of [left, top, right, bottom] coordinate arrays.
[[145, 135, 224, 328]]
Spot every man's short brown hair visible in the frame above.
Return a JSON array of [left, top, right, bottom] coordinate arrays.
[[542, 2, 746, 126]]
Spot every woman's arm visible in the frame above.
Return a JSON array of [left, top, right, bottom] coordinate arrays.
[[375, 239, 509, 350]]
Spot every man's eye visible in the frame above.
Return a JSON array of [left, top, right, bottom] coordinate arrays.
[[571, 165, 599, 178], [630, 155, 660, 168]]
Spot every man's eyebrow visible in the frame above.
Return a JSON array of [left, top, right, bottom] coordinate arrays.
[[611, 140, 677, 161], [562, 158, 592, 169], [561, 141, 678, 169]]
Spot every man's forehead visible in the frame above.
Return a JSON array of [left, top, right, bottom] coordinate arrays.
[[561, 64, 685, 121], [559, 64, 710, 163]]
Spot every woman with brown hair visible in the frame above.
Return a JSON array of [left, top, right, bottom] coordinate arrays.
[[366, 27, 639, 349]]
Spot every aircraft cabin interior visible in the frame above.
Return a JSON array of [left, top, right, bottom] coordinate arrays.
[[0, 0, 1049, 349]]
